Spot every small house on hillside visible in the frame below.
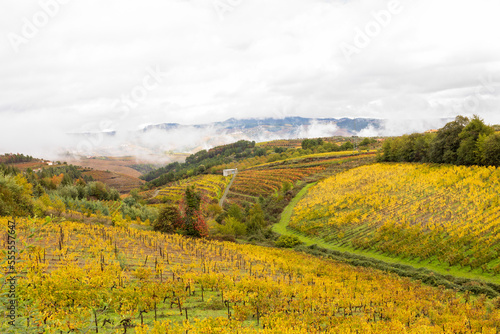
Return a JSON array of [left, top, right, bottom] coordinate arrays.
[[223, 168, 237, 176]]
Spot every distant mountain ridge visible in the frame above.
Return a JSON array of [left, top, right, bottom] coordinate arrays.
[[142, 117, 384, 137]]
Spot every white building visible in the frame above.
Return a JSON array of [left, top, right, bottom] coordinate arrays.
[[223, 168, 237, 176]]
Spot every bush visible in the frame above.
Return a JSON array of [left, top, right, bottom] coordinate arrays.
[[275, 235, 302, 248], [219, 216, 247, 237], [86, 182, 120, 201], [58, 185, 80, 199]]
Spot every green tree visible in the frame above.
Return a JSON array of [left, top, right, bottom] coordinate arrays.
[[457, 115, 494, 165], [183, 186, 206, 237], [227, 204, 243, 221], [61, 173, 73, 187], [217, 216, 247, 237], [301, 139, 312, 150], [340, 141, 354, 151], [185, 186, 201, 216], [154, 205, 182, 233], [429, 115, 469, 164], [413, 133, 434, 162], [359, 138, 371, 147], [246, 203, 266, 233], [481, 133, 500, 166]]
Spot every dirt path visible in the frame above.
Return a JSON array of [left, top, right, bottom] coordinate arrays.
[[219, 173, 236, 207]]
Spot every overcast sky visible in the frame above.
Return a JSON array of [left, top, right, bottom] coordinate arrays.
[[1, 0, 500, 155]]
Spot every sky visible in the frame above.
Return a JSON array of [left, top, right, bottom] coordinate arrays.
[[1, 0, 500, 157]]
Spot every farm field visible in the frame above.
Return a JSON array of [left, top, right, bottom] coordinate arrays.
[[287, 163, 500, 276], [225, 153, 376, 206], [249, 150, 375, 170], [82, 169, 145, 194], [154, 174, 231, 206], [67, 155, 188, 179], [230, 167, 326, 197], [2, 217, 500, 333]]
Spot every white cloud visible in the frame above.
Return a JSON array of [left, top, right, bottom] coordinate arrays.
[[1, 0, 500, 156]]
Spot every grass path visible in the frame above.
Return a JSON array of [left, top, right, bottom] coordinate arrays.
[[273, 182, 500, 284]]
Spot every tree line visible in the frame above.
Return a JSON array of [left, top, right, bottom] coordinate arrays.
[[0, 153, 34, 164], [380, 115, 500, 166]]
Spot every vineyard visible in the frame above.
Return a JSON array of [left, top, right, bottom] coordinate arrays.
[[249, 151, 374, 170], [2, 217, 500, 333], [225, 153, 376, 206], [288, 163, 500, 274], [230, 167, 326, 197], [256, 139, 302, 149], [82, 169, 144, 194], [155, 175, 231, 205]]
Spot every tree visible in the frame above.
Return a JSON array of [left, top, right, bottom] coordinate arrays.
[[227, 204, 243, 221], [246, 203, 266, 233], [154, 205, 182, 233], [301, 139, 322, 150], [0, 174, 33, 216], [184, 186, 201, 216], [481, 133, 500, 166], [413, 133, 434, 162], [216, 216, 247, 237], [340, 141, 354, 151], [182, 186, 207, 237], [359, 138, 371, 147], [274, 147, 286, 154], [61, 173, 73, 187], [429, 115, 469, 164], [457, 115, 494, 165], [197, 164, 206, 174], [53, 198, 66, 216]]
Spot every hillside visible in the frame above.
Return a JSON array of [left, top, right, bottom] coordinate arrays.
[[82, 169, 144, 194], [151, 174, 231, 206], [285, 162, 500, 279], [225, 152, 376, 207], [2, 217, 500, 333]]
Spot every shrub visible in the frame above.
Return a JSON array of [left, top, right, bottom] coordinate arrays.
[[275, 235, 302, 248], [216, 216, 247, 237]]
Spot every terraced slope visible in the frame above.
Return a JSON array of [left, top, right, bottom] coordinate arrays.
[[288, 163, 500, 274], [154, 174, 231, 205], [225, 153, 376, 206]]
